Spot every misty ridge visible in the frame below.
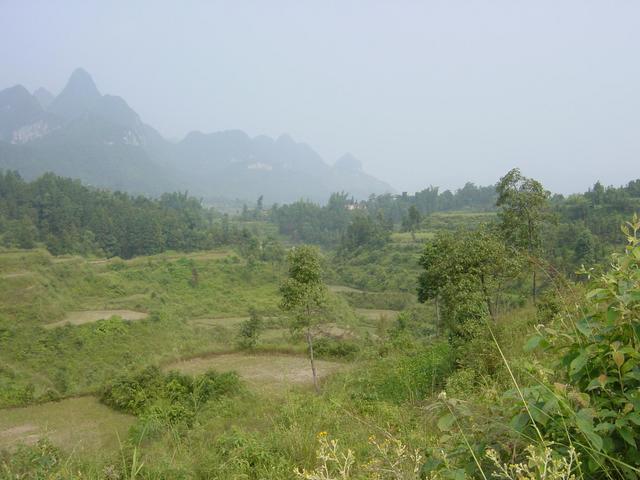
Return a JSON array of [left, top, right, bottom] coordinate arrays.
[[0, 68, 393, 204]]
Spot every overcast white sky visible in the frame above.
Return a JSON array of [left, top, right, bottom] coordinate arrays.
[[1, 1, 639, 194]]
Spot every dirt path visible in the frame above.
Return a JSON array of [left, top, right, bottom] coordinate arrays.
[[0, 271, 32, 279], [189, 316, 249, 328], [328, 285, 366, 294], [355, 308, 399, 321], [44, 309, 148, 329]]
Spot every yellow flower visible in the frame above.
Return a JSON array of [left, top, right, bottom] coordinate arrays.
[[317, 431, 328, 438]]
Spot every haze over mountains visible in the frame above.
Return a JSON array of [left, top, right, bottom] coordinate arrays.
[[0, 68, 393, 203]]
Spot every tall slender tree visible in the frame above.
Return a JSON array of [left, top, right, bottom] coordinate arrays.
[[496, 168, 551, 303], [279, 245, 327, 393]]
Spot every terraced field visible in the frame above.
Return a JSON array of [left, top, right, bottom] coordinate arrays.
[[164, 353, 345, 390], [328, 284, 366, 294], [0, 246, 370, 461], [0, 397, 133, 454], [355, 308, 399, 321], [44, 309, 148, 329]]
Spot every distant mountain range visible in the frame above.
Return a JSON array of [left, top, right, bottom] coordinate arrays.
[[0, 68, 393, 203]]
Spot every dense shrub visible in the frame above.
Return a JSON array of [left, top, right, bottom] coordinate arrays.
[[237, 308, 263, 349], [313, 337, 360, 359], [100, 366, 240, 426]]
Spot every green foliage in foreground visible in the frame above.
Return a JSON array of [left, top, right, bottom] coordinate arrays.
[[518, 215, 640, 477]]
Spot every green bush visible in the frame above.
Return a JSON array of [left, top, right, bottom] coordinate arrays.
[[100, 366, 240, 427], [0, 370, 34, 407], [237, 308, 263, 349], [313, 337, 360, 359]]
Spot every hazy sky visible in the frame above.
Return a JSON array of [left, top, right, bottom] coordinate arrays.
[[2, 1, 639, 194]]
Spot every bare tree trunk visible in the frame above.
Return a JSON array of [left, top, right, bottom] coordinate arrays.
[[528, 218, 537, 304], [480, 275, 496, 321], [435, 295, 441, 335], [532, 269, 537, 305], [306, 327, 319, 393]]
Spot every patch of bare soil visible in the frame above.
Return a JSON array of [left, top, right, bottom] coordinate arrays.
[[165, 353, 344, 389], [0, 424, 40, 446], [189, 316, 249, 328], [44, 309, 148, 329], [355, 308, 399, 321], [313, 323, 358, 340], [0, 271, 32, 279], [328, 285, 366, 294]]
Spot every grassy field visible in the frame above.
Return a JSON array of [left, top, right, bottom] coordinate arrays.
[[0, 244, 387, 465], [0, 232, 454, 479], [0, 219, 558, 479], [390, 231, 436, 243], [0, 247, 285, 403], [0, 396, 134, 455]]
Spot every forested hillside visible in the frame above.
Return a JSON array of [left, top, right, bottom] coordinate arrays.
[[0, 171, 266, 258]]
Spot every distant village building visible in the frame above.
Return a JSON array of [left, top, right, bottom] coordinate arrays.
[[345, 202, 366, 211]]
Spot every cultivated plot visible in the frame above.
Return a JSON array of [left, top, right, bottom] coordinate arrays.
[[0, 397, 134, 454], [44, 310, 148, 329]]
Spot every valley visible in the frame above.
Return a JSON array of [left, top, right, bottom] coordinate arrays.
[[2, 6, 639, 476]]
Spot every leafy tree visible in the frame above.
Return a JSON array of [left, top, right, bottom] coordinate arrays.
[[496, 168, 551, 302], [256, 195, 264, 216], [339, 214, 390, 253], [279, 245, 328, 392], [574, 228, 595, 266], [2, 218, 37, 249], [261, 236, 286, 264], [401, 205, 422, 240], [270, 193, 353, 246], [418, 227, 521, 336], [364, 182, 498, 224], [237, 308, 263, 349]]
